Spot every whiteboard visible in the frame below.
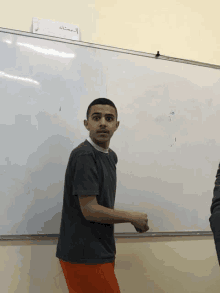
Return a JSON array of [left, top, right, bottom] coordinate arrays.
[[0, 28, 220, 237]]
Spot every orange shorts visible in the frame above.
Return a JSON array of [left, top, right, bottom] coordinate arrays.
[[59, 259, 121, 293]]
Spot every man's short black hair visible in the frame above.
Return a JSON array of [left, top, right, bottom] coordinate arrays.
[[86, 98, 118, 121]]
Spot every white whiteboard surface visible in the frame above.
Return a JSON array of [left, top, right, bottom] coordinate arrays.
[[0, 28, 220, 237]]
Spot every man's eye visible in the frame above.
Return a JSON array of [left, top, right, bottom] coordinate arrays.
[[94, 117, 112, 121]]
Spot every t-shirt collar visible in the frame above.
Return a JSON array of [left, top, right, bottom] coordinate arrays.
[[87, 136, 109, 154]]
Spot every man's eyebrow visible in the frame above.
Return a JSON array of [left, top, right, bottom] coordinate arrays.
[[92, 112, 114, 117]]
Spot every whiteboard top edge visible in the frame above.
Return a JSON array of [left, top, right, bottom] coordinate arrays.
[[0, 26, 220, 70]]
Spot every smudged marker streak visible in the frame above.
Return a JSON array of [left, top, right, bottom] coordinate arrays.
[[170, 137, 177, 147], [169, 112, 176, 147]]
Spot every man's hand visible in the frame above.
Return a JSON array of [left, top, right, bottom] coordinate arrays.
[[131, 211, 149, 232]]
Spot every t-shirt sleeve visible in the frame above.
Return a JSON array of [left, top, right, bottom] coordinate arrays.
[[72, 154, 99, 196], [210, 162, 220, 214]]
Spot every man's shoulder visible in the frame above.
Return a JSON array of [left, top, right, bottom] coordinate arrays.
[[70, 139, 94, 158]]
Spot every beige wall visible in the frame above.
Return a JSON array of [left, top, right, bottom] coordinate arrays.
[[1, 1, 220, 292], [2, 0, 220, 65]]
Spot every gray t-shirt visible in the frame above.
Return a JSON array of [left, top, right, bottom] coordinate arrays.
[[56, 138, 118, 264], [56, 137, 220, 265]]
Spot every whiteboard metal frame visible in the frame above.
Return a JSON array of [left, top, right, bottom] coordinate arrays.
[[1, 27, 220, 70], [0, 231, 213, 241], [0, 27, 217, 240]]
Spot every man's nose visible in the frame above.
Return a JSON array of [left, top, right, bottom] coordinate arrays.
[[100, 117, 107, 125]]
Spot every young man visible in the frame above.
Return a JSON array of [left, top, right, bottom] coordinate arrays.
[[56, 98, 128, 293], [56, 98, 220, 292]]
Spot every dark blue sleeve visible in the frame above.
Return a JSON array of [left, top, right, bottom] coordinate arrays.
[[209, 162, 220, 264], [72, 154, 99, 196], [209, 211, 220, 265], [115, 153, 118, 165], [210, 163, 220, 214]]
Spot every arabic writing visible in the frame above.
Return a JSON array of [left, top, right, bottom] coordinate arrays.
[[59, 26, 78, 34]]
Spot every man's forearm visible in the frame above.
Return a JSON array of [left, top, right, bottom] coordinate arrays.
[[85, 204, 134, 224]]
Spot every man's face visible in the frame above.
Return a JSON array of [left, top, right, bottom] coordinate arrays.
[[84, 104, 120, 149]]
